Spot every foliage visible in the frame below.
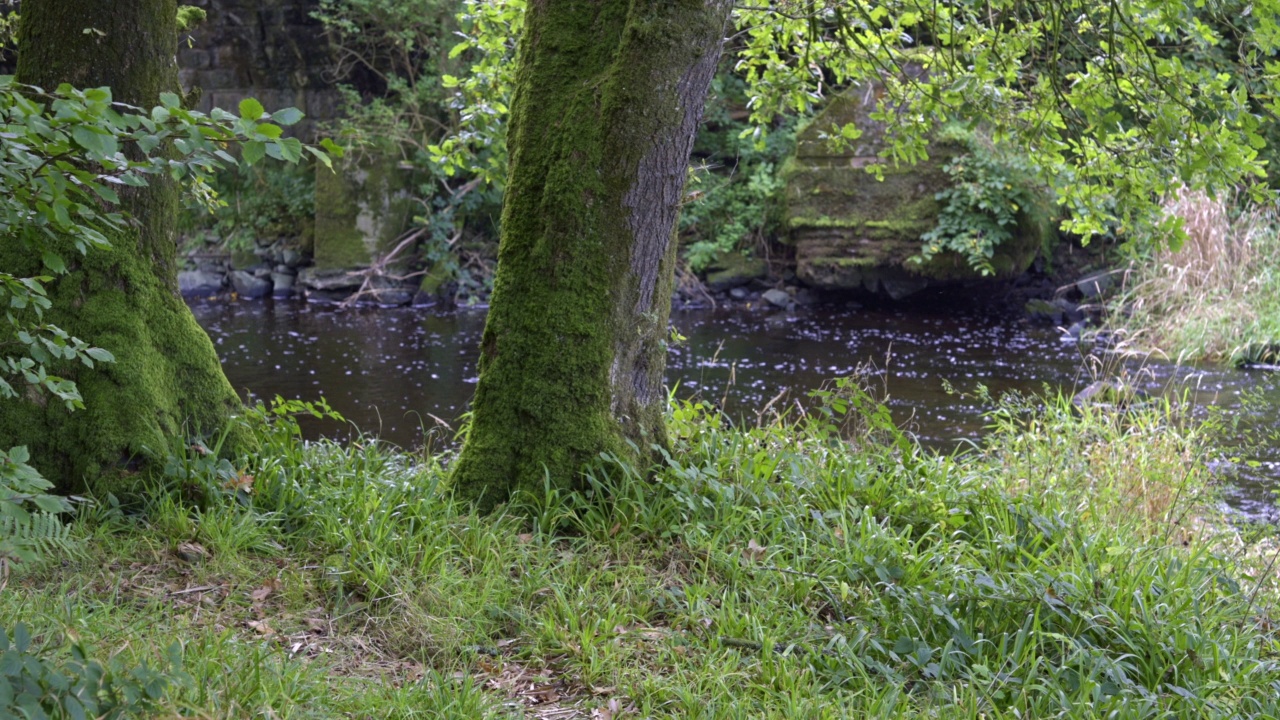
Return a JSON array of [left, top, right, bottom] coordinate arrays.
[[1, 78, 336, 569], [437, 0, 1280, 253], [1110, 190, 1280, 365], [0, 623, 186, 719], [314, 0, 458, 155], [427, 0, 523, 189], [0, 3, 15, 54], [0, 446, 72, 586], [680, 73, 797, 272], [312, 0, 507, 295], [179, 161, 315, 254], [1, 79, 334, 410], [916, 125, 1046, 275]]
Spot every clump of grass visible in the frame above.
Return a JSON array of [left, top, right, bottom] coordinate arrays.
[[1113, 189, 1280, 364], [2, 391, 1278, 717]]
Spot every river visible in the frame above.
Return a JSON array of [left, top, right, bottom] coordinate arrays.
[[190, 297, 1280, 523]]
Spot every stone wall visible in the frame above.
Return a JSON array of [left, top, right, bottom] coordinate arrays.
[[782, 83, 1049, 299], [178, 0, 339, 139]]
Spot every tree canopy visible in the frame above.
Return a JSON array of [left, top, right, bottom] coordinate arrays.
[[441, 0, 1280, 247]]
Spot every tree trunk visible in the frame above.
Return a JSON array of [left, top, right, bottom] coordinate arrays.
[[451, 0, 731, 510], [0, 0, 247, 489]]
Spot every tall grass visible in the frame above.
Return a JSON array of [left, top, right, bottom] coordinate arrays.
[[1113, 189, 1280, 364], [2, 391, 1278, 717]]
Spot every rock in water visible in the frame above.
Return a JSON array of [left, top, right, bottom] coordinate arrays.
[[230, 270, 272, 299]]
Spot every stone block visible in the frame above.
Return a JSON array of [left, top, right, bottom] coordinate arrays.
[[313, 153, 420, 271]]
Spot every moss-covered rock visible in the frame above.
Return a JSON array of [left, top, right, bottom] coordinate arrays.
[[705, 253, 767, 290], [783, 84, 1051, 297]]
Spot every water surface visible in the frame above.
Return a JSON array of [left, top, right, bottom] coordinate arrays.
[[191, 298, 1280, 522]]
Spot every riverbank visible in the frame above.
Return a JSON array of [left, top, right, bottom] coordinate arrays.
[[4, 391, 1279, 717], [1109, 192, 1280, 366]]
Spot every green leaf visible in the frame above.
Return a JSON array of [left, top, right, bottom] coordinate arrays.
[[84, 347, 114, 363], [305, 145, 333, 169], [70, 126, 117, 156], [238, 97, 265, 121], [320, 138, 345, 158], [255, 123, 283, 140], [33, 495, 69, 513], [241, 141, 266, 165], [271, 107, 304, 126], [159, 92, 181, 109], [41, 251, 66, 275], [278, 137, 303, 163]]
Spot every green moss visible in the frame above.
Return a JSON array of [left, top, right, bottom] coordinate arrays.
[[313, 154, 418, 270], [175, 6, 207, 31]]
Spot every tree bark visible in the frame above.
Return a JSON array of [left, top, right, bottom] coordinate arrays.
[[0, 0, 247, 489], [451, 0, 731, 510]]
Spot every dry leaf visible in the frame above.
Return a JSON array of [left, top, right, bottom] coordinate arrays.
[[496, 638, 518, 648], [246, 619, 274, 636], [175, 542, 209, 563], [223, 473, 255, 493], [742, 539, 767, 562], [517, 533, 534, 544], [250, 577, 281, 602]]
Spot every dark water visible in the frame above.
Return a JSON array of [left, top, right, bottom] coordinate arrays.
[[190, 298, 1280, 523]]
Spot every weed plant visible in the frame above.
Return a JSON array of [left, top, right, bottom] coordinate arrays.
[[1113, 189, 1280, 365], [1, 386, 1278, 717]]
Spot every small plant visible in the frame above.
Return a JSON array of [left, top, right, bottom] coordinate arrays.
[[917, 125, 1046, 275], [0, 623, 186, 719], [0, 447, 73, 588], [1112, 189, 1280, 364]]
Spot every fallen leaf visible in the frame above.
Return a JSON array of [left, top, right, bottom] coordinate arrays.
[[517, 533, 534, 544], [250, 577, 281, 601], [496, 638, 518, 648], [246, 619, 274, 636], [742, 539, 767, 562], [223, 473, 254, 493], [175, 542, 209, 563]]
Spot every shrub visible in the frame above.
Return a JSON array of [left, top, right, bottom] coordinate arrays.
[[0, 623, 186, 719], [918, 125, 1049, 275]]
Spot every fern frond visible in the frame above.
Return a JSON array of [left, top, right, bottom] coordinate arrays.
[[0, 512, 75, 564]]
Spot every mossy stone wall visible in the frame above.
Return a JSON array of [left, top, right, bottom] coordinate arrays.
[[313, 153, 419, 270], [178, 0, 338, 139], [783, 84, 1046, 298]]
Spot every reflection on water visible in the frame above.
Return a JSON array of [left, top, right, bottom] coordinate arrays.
[[190, 298, 1280, 523]]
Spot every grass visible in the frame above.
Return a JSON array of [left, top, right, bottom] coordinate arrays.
[[3, 387, 1280, 718], [1111, 189, 1280, 365]]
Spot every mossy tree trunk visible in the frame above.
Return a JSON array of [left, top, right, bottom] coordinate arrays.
[[451, 0, 731, 510], [0, 0, 247, 489]]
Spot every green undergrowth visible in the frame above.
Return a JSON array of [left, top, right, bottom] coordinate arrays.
[[3, 388, 1280, 718]]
